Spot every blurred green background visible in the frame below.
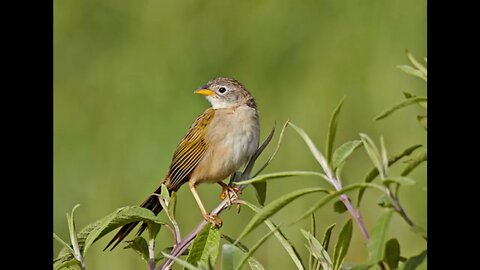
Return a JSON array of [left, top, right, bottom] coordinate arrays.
[[54, 0, 427, 269]]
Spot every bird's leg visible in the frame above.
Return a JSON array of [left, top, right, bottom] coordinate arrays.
[[218, 182, 241, 210], [189, 181, 222, 227]]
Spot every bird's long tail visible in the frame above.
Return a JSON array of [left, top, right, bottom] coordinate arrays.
[[104, 184, 170, 251]]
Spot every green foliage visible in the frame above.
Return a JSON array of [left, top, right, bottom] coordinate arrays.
[[326, 96, 346, 162], [186, 226, 221, 268], [403, 250, 427, 270], [367, 210, 394, 263], [332, 140, 362, 170], [384, 238, 401, 270], [333, 219, 353, 270], [54, 54, 426, 269], [236, 187, 330, 242]]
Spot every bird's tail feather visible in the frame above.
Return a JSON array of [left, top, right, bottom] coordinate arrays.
[[104, 184, 168, 251]]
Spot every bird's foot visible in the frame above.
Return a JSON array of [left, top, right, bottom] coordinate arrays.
[[220, 184, 241, 208], [204, 213, 223, 228]]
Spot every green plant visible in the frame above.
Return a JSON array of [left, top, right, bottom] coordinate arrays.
[[54, 52, 426, 270]]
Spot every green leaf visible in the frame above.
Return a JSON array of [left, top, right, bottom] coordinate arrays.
[[162, 252, 201, 270], [301, 229, 332, 270], [236, 188, 330, 242], [288, 122, 332, 178], [160, 184, 171, 205], [321, 223, 336, 252], [239, 201, 305, 270], [333, 200, 347, 214], [367, 210, 394, 263], [332, 140, 362, 170], [417, 115, 427, 130], [221, 234, 265, 270], [66, 204, 83, 265], [235, 227, 277, 270], [124, 237, 150, 263], [382, 177, 416, 186], [380, 137, 388, 176], [333, 219, 353, 270], [401, 149, 427, 176], [54, 257, 81, 270], [359, 134, 384, 179], [406, 50, 427, 79], [396, 65, 427, 81], [409, 225, 427, 240], [53, 233, 74, 254], [296, 183, 386, 223], [83, 206, 165, 255], [375, 96, 428, 121], [357, 144, 422, 207], [309, 213, 316, 270], [326, 96, 346, 162], [222, 244, 245, 270], [236, 171, 329, 185], [186, 225, 221, 267], [384, 238, 400, 270], [168, 191, 177, 218], [252, 182, 267, 206], [403, 250, 427, 270]]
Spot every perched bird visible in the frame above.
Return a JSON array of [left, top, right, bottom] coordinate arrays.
[[105, 77, 260, 251]]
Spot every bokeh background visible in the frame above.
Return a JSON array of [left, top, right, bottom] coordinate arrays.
[[54, 0, 427, 269]]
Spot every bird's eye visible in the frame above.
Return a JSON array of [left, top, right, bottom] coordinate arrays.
[[218, 87, 227, 94]]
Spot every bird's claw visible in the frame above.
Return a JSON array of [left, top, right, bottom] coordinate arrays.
[[204, 214, 223, 228]]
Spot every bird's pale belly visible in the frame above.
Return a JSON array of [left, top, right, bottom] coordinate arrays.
[[190, 123, 258, 185]]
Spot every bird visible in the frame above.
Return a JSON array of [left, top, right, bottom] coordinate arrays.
[[104, 77, 260, 251]]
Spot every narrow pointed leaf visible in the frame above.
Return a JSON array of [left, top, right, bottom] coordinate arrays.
[[401, 149, 427, 176], [326, 96, 346, 162], [289, 122, 332, 179], [236, 188, 330, 242], [375, 96, 428, 121], [406, 50, 427, 78], [235, 227, 278, 270], [296, 183, 386, 223], [83, 206, 165, 255], [301, 229, 332, 270], [321, 224, 336, 252], [186, 225, 221, 267], [162, 252, 201, 270], [357, 144, 422, 207], [396, 65, 426, 81], [53, 233, 74, 254], [403, 250, 427, 270], [240, 200, 305, 270], [333, 219, 353, 270], [236, 171, 329, 186], [332, 140, 362, 170], [367, 210, 394, 263], [359, 134, 384, 179], [382, 177, 416, 186]]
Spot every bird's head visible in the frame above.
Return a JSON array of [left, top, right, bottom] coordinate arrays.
[[194, 77, 256, 109]]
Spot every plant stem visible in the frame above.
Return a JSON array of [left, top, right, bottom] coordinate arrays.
[[339, 194, 369, 240], [157, 188, 242, 270], [149, 238, 156, 270]]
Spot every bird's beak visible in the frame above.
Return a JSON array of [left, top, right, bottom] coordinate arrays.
[[194, 89, 215, 96]]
